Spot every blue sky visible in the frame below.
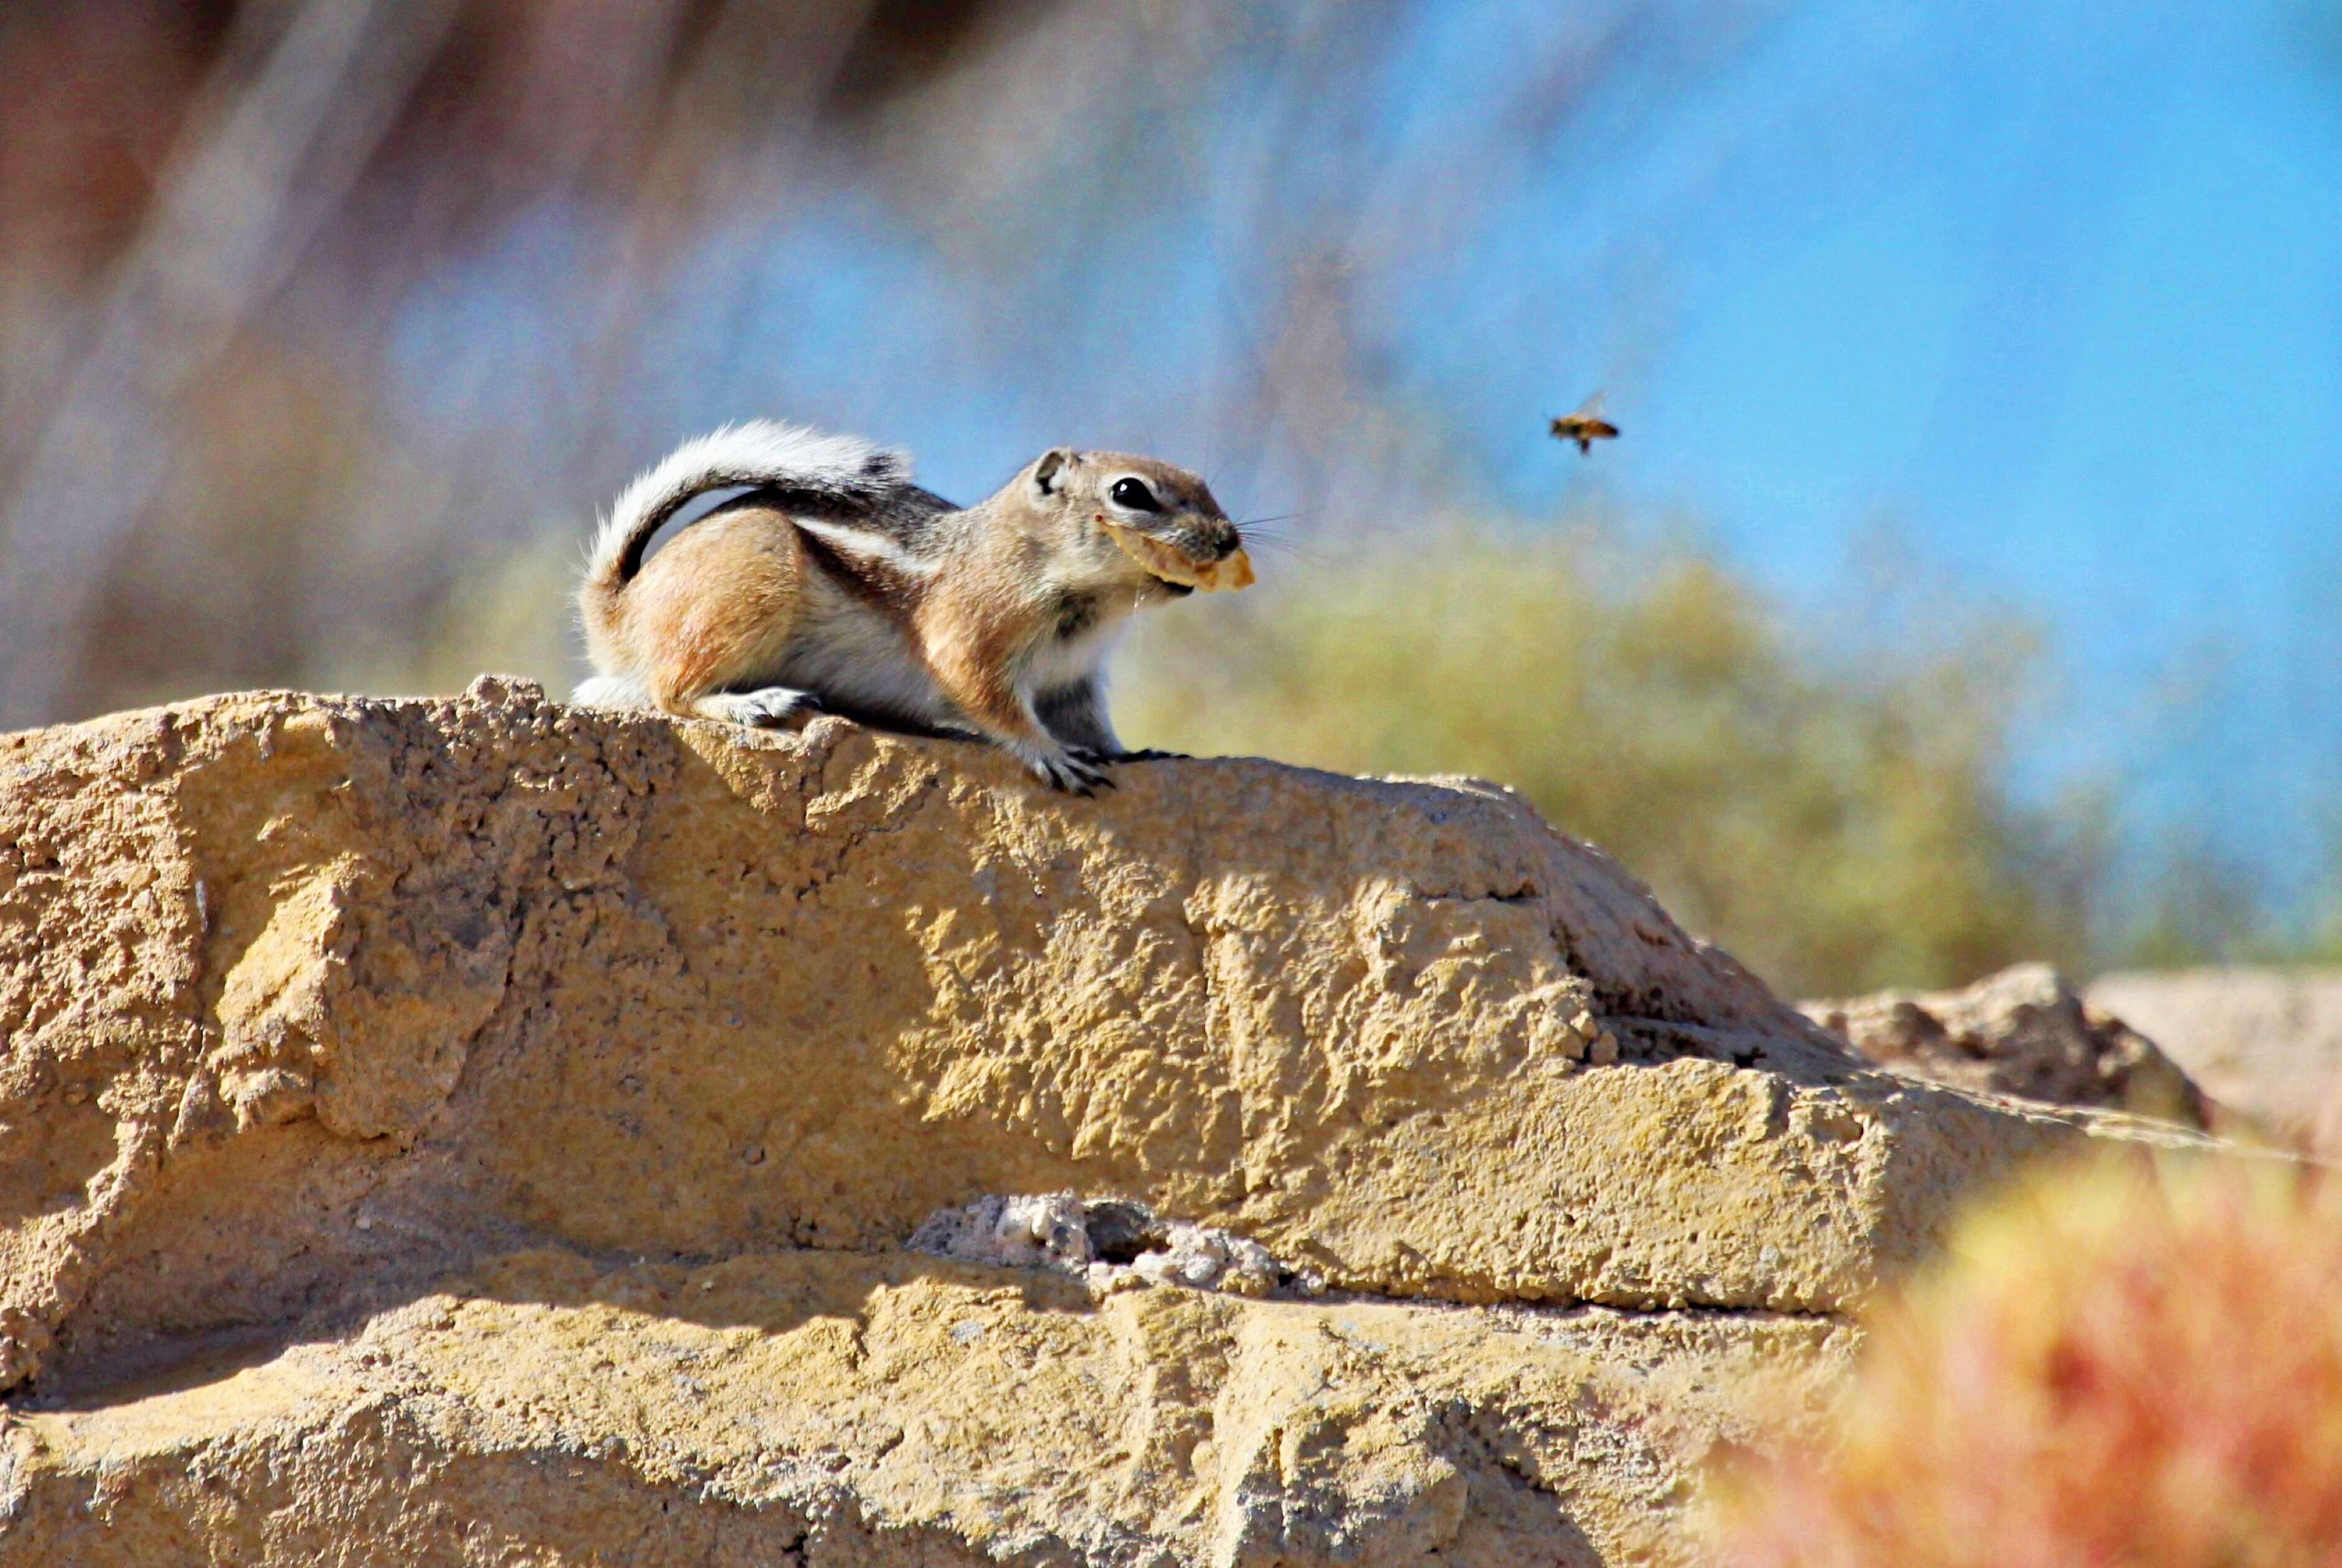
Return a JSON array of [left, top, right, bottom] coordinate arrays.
[[1354, 0, 2340, 869], [1375, 0, 2342, 878], [397, 0, 2342, 884], [1497, 0, 2342, 863]]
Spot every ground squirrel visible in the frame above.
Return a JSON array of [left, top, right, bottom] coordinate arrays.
[[574, 422, 1253, 792]]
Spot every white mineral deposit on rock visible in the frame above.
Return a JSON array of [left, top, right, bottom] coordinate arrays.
[[911, 1193, 1303, 1298]]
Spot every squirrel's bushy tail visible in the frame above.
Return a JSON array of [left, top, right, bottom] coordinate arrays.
[[582, 421, 910, 606]]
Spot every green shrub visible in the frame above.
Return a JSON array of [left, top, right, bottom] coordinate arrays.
[[1117, 526, 2095, 997]]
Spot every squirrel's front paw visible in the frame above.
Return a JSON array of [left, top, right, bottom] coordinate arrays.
[[1027, 745, 1114, 795]]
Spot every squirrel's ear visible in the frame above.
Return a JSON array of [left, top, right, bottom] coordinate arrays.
[[1031, 448, 1075, 499]]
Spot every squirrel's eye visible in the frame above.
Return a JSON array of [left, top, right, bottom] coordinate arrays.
[[1109, 477, 1163, 513]]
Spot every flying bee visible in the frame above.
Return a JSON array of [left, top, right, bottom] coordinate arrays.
[[1548, 391, 1619, 454]]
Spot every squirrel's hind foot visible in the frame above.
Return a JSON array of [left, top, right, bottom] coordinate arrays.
[[695, 686, 823, 729]]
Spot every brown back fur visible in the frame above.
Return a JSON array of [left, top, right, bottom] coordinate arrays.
[[584, 506, 810, 714]]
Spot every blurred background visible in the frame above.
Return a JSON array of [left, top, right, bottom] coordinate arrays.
[[4, 0, 2339, 997]]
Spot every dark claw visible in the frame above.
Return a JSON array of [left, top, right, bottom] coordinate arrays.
[[1111, 747, 1186, 763], [1054, 749, 1114, 791], [1036, 749, 1114, 795]]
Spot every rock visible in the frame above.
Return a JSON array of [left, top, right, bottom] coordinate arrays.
[[2088, 967, 2342, 1152], [1803, 962, 2209, 1128], [909, 1191, 1306, 1297], [0, 688, 2210, 1564], [0, 1247, 1857, 1568]]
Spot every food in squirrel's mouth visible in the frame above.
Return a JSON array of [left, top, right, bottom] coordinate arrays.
[[1100, 520, 1257, 593]]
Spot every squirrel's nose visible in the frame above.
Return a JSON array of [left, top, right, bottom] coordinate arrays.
[[1209, 525, 1242, 559]]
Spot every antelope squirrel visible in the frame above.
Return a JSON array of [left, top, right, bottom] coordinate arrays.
[[574, 421, 1253, 793]]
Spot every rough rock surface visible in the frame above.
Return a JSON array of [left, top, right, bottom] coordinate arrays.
[[2089, 967, 2342, 1152], [0, 684, 2207, 1564], [1803, 962, 2208, 1128]]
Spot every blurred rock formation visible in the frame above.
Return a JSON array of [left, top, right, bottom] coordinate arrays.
[[1803, 962, 2209, 1129]]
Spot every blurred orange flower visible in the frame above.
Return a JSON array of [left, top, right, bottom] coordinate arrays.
[[1711, 1154, 2342, 1568]]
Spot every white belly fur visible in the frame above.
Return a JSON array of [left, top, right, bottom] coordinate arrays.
[[776, 597, 955, 728]]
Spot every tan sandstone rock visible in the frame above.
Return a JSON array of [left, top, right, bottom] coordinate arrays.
[[2088, 966, 2342, 1152], [1, 1247, 1861, 1567], [0, 684, 2208, 1564], [1804, 961, 2209, 1129]]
